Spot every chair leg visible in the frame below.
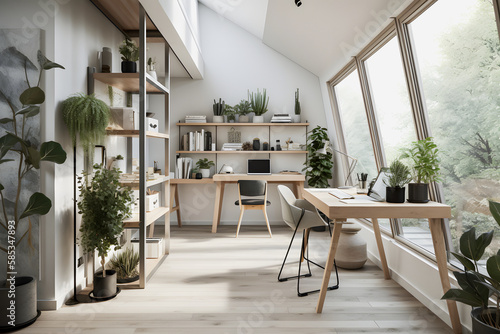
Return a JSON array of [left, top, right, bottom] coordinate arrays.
[[278, 223, 312, 282], [236, 207, 245, 238], [263, 206, 272, 238]]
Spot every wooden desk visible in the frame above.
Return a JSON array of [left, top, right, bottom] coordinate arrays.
[[211, 174, 305, 233], [302, 189, 460, 334]]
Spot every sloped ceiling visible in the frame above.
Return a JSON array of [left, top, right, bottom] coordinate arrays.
[[199, 0, 411, 77]]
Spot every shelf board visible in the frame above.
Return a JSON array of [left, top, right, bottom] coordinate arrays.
[[176, 150, 307, 154], [107, 129, 169, 139], [170, 178, 214, 184], [93, 73, 169, 94], [177, 122, 309, 126], [120, 175, 170, 189], [123, 206, 169, 229]]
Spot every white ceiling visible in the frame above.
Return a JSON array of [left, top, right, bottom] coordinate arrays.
[[198, 0, 411, 77]]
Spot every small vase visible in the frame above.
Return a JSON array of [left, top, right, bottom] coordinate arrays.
[[335, 223, 367, 269], [253, 139, 260, 151], [201, 169, 211, 178], [102, 47, 112, 73], [253, 115, 264, 123], [293, 114, 301, 123], [147, 70, 157, 80], [239, 115, 249, 123], [386, 187, 405, 203], [212, 115, 224, 123], [121, 61, 137, 73]]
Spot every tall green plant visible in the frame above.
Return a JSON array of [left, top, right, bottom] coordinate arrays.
[[401, 137, 441, 183], [303, 126, 333, 188], [294, 88, 301, 115], [248, 89, 269, 116], [119, 39, 139, 62], [213, 98, 225, 116], [0, 50, 66, 278], [78, 165, 133, 278]]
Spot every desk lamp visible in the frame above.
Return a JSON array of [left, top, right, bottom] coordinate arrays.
[[318, 141, 357, 186]]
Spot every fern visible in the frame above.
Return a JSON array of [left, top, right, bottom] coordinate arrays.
[[110, 247, 139, 280]]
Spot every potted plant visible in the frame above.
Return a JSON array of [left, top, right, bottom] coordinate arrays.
[[234, 99, 252, 123], [294, 88, 301, 123], [78, 164, 133, 298], [147, 57, 157, 80], [401, 137, 440, 203], [110, 247, 140, 283], [442, 200, 500, 333], [224, 104, 237, 123], [62, 93, 110, 171], [302, 126, 333, 188], [249, 88, 269, 123], [213, 98, 225, 123], [384, 160, 412, 203], [0, 50, 66, 330], [119, 38, 139, 73], [196, 158, 215, 178], [111, 154, 126, 173]]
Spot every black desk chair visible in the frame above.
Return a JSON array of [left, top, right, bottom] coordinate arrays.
[[235, 180, 272, 237]]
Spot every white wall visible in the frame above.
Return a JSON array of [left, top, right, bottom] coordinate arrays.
[[169, 4, 328, 225]]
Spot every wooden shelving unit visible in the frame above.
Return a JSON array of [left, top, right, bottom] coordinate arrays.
[[123, 207, 170, 229], [119, 175, 170, 189], [93, 72, 168, 94], [107, 129, 169, 139], [176, 122, 309, 126], [176, 150, 308, 154]]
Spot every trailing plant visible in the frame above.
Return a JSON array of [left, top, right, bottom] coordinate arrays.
[[224, 104, 237, 122], [119, 39, 139, 62], [384, 160, 412, 188], [62, 93, 110, 169], [147, 57, 156, 71], [248, 89, 269, 116], [107, 85, 114, 107], [442, 200, 500, 329], [233, 100, 252, 116], [196, 158, 215, 170], [294, 88, 301, 115], [302, 126, 333, 188], [401, 137, 441, 183], [78, 164, 133, 278], [110, 247, 139, 280], [0, 49, 66, 278], [213, 98, 225, 116]]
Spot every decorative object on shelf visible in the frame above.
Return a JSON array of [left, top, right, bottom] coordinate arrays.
[[196, 172, 202, 179], [62, 93, 110, 170], [285, 137, 293, 150], [263, 142, 269, 151], [228, 127, 241, 143], [224, 104, 237, 122], [153, 161, 161, 175], [78, 164, 133, 299], [401, 137, 440, 203], [147, 57, 157, 80], [442, 200, 500, 333], [111, 155, 126, 173], [234, 99, 252, 123], [335, 223, 367, 269], [271, 113, 292, 123], [196, 158, 215, 178], [146, 188, 159, 211], [119, 38, 139, 73], [101, 47, 112, 73], [303, 126, 332, 188], [242, 142, 253, 151], [213, 98, 225, 123], [253, 138, 261, 151], [219, 164, 234, 174], [276, 139, 282, 151], [249, 88, 269, 123], [109, 107, 137, 130], [110, 247, 140, 283], [184, 115, 207, 123], [384, 160, 412, 203], [0, 49, 66, 329], [147, 117, 159, 132], [294, 88, 301, 123], [222, 143, 243, 151], [108, 85, 115, 106]]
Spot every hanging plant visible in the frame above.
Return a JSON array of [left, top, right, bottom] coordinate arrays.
[[62, 93, 110, 169]]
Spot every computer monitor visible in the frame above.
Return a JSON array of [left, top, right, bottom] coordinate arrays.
[[247, 159, 271, 175]]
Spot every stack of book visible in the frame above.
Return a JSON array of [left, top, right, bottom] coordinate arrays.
[[181, 130, 212, 151], [184, 115, 207, 123], [222, 143, 243, 151], [271, 113, 292, 123]]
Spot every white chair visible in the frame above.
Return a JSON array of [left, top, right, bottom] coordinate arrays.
[[277, 185, 339, 296]]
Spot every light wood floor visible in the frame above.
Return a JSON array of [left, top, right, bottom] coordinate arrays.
[[24, 225, 453, 333]]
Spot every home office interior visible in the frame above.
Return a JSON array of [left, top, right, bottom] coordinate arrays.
[[1, 0, 499, 333]]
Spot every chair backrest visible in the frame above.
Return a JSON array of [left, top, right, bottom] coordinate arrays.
[[277, 185, 297, 228], [238, 180, 266, 197]]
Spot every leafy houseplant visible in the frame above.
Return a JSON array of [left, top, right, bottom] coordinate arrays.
[[249, 89, 269, 123], [442, 200, 500, 332], [78, 164, 133, 297], [234, 100, 252, 123], [110, 247, 139, 283], [196, 158, 215, 178], [0, 49, 66, 329], [384, 160, 412, 203], [62, 93, 110, 171], [303, 126, 333, 188], [224, 104, 237, 123], [294, 88, 301, 123], [401, 137, 441, 203], [213, 98, 225, 123], [119, 39, 139, 73]]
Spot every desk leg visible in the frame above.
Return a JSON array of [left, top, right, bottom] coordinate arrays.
[[429, 218, 462, 334], [372, 218, 390, 279], [316, 219, 345, 313], [294, 181, 305, 199], [212, 182, 225, 233]]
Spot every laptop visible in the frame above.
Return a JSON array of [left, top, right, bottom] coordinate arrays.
[[247, 159, 271, 175], [329, 168, 391, 203]]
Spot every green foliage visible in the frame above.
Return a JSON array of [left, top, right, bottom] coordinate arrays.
[[110, 247, 139, 280], [384, 160, 412, 188], [248, 89, 269, 116], [223, 104, 236, 121], [233, 100, 252, 116], [119, 39, 139, 62], [302, 126, 333, 188], [401, 137, 441, 183], [147, 57, 156, 71], [78, 164, 133, 277], [294, 88, 301, 115], [62, 93, 110, 169], [213, 98, 225, 116], [196, 158, 215, 170]]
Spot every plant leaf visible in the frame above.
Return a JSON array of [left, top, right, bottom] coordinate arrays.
[[490, 200, 500, 226], [16, 105, 40, 117], [451, 252, 475, 271], [487, 255, 500, 283], [0, 183, 3, 191], [27, 147, 41, 169], [20, 192, 52, 219], [0, 159, 14, 164], [442, 288, 485, 307], [460, 228, 493, 261], [0, 118, 13, 124], [19, 87, 45, 105], [37, 50, 65, 70], [40, 141, 67, 164], [0, 133, 19, 159]]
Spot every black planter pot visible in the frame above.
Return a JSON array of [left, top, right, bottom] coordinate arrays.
[[121, 61, 137, 73], [386, 187, 405, 203], [93, 270, 117, 298], [117, 275, 140, 284], [407, 183, 429, 203], [0, 276, 40, 331], [472, 307, 500, 334]]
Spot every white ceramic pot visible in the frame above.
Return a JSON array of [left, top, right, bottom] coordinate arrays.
[[335, 223, 367, 269], [213, 115, 224, 123], [253, 115, 264, 123], [111, 158, 126, 173], [147, 70, 157, 80], [293, 114, 301, 123], [200, 169, 211, 178], [239, 115, 249, 123]]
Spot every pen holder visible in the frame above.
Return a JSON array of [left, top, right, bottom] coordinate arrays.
[[359, 180, 367, 189]]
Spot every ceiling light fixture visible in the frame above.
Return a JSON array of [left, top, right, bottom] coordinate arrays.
[[295, 0, 302, 7]]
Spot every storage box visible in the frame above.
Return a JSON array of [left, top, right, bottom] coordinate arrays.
[[147, 117, 159, 132], [146, 192, 159, 212], [109, 107, 138, 130], [131, 238, 164, 259]]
